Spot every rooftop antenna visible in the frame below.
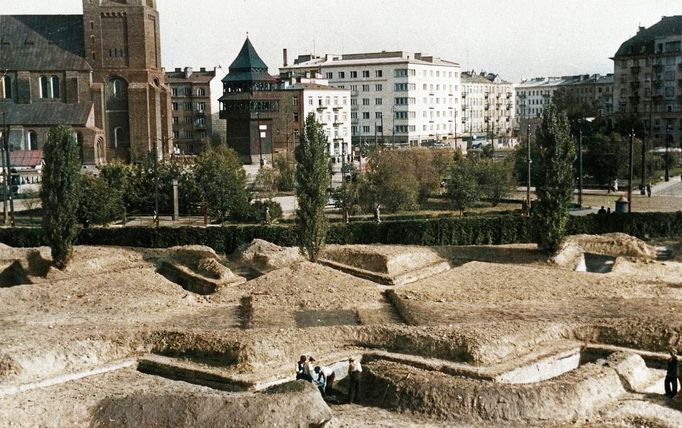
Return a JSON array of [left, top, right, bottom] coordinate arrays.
[[246, 31, 249, 39]]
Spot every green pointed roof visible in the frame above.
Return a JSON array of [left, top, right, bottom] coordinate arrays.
[[222, 38, 276, 83]]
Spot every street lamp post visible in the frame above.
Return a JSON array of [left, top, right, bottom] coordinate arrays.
[[526, 124, 532, 215], [628, 129, 635, 214], [665, 123, 671, 182], [0, 111, 7, 224], [578, 128, 583, 209]]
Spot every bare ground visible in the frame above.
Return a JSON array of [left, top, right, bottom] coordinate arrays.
[[1, 235, 682, 426]]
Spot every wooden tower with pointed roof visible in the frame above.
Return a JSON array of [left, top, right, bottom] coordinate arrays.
[[219, 38, 283, 164]]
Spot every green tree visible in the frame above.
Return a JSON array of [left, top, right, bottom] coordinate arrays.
[[533, 105, 576, 252], [332, 180, 359, 223], [77, 174, 123, 226], [273, 155, 296, 192], [446, 159, 481, 215], [477, 159, 515, 206], [295, 114, 331, 261], [41, 126, 82, 269], [195, 146, 249, 222]]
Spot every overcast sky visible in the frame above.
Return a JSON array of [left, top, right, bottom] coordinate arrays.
[[4, 0, 681, 81]]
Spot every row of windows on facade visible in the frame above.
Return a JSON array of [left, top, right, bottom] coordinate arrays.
[[618, 102, 682, 115], [172, 102, 207, 111], [462, 86, 513, 96], [326, 68, 459, 80], [0, 75, 60, 99], [340, 83, 459, 93], [349, 97, 457, 106], [626, 86, 679, 98], [171, 87, 207, 97], [351, 110, 456, 120], [517, 98, 551, 106], [351, 123, 457, 134], [518, 89, 553, 97], [622, 70, 682, 84], [173, 130, 208, 140], [619, 53, 682, 68], [465, 98, 514, 107], [306, 96, 349, 107], [173, 116, 207, 126]]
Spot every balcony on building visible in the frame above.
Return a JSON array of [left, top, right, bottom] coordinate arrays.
[[461, 92, 467, 99]]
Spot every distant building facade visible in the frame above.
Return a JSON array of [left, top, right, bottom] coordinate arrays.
[[461, 71, 515, 146], [219, 39, 351, 165], [280, 51, 462, 149], [0, 0, 173, 166], [613, 15, 682, 147], [515, 74, 614, 120], [166, 67, 216, 155]]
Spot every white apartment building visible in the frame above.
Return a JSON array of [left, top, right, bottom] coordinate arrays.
[[515, 77, 565, 120], [282, 76, 352, 163], [461, 71, 515, 147], [280, 51, 462, 149]]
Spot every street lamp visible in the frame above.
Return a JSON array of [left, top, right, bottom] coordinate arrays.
[[665, 122, 672, 182], [526, 123, 532, 215], [577, 117, 595, 209]]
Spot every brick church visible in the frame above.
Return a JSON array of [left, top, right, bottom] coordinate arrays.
[[0, 0, 173, 166]]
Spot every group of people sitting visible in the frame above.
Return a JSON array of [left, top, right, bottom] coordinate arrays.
[[295, 355, 363, 403]]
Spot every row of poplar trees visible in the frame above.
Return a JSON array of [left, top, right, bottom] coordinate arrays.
[[41, 108, 572, 269], [40, 113, 332, 269]]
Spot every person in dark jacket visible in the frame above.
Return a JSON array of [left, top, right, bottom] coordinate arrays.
[[665, 350, 679, 398], [296, 355, 311, 381]]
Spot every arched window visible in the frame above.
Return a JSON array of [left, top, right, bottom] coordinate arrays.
[[113, 127, 123, 148], [1, 75, 11, 99], [27, 131, 38, 150], [111, 78, 126, 99]]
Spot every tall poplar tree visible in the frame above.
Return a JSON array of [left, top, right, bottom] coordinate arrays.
[[41, 126, 82, 269], [533, 104, 576, 252], [295, 114, 331, 261]]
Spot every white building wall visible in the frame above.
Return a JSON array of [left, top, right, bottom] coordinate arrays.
[[317, 60, 461, 146], [301, 88, 352, 162]]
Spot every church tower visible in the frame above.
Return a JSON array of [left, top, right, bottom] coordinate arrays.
[[82, 0, 172, 163]]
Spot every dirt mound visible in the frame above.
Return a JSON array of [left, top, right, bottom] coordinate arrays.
[[238, 239, 305, 273], [553, 233, 660, 269], [361, 359, 625, 423], [156, 246, 245, 294], [321, 244, 444, 276], [91, 380, 331, 428]]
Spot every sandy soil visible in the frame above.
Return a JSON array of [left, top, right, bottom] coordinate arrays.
[[1, 235, 682, 427]]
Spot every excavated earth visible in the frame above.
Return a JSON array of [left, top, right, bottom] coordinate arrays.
[[1, 235, 682, 427]]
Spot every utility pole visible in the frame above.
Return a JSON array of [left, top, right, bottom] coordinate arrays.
[[2, 112, 14, 227], [578, 129, 583, 209], [628, 129, 635, 213], [665, 123, 671, 182], [154, 139, 160, 228], [0, 111, 7, 224], [526, 123, 532, 215]]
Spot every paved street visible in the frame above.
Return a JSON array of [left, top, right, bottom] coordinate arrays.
[[656, 180, 682, 197]]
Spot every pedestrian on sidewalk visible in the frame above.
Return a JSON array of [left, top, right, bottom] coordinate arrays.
[[348, 357, 362, 404], [646, 183, 652, 198]]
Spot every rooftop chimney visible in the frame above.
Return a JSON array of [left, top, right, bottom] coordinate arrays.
[[283, 48, 288, 67], [184, 67, 193, 79]]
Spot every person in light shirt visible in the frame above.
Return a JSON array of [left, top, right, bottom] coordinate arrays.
[[348, 357, 362, 404]]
